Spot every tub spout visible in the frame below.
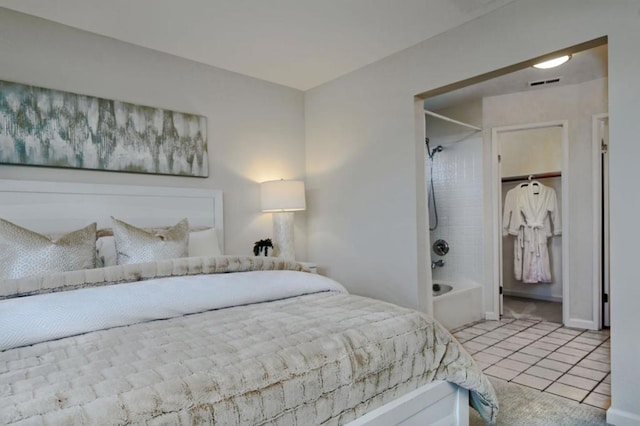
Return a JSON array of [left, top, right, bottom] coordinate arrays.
[[431, 259, 445, 269]]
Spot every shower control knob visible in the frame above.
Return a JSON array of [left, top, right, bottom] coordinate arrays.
[[433, 239, 450, 256]]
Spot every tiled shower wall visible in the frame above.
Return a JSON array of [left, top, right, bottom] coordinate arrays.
[[429, 136, 484, 285]]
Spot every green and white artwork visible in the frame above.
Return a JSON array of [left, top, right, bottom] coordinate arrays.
[[0, 80, 208, 177]]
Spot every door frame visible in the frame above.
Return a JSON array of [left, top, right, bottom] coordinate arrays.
[[491, 120, 570, 325], [592, 113, 609, 329]]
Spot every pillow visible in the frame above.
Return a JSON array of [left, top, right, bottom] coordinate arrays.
[[97, 227, 222, 267], [96, 235, 117, 268], [0, 219, 97, 280], [112, 217, 189, 265], [188, 228, 222, 258]]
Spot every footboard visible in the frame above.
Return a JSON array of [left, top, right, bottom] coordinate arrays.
[[347, 381, 470, 426]]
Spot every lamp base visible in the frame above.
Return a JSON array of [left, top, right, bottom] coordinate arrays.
[[272, 212, 295, 260]]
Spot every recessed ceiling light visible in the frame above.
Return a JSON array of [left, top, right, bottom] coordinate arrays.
[[533, 55, 571, 69]]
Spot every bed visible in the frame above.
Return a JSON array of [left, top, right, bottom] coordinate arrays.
[[0, 180, 497, 425]]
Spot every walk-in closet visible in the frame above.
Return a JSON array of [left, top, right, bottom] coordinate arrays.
[[497, 124, 565, 323]]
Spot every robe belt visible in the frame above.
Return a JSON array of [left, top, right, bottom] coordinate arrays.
[[524, 222, 545, 256], [516, 229, 524, 261]]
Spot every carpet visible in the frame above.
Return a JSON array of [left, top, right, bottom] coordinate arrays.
[[470, 378, 606, 425]]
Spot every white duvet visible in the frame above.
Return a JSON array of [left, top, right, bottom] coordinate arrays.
[[0, 270, 346, 351]]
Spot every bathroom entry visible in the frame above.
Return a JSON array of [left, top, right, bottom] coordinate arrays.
[[419, 40, 608, 329], [493, 122, 568, 324], [424, 110, 485, 330]]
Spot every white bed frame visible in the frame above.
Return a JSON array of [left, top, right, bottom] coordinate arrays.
[[347, 381, 469, 426], [0, 179, 470, 425]]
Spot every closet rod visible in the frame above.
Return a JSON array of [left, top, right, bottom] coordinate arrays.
[[424, 109, 483, 131], [501, 171, 562, 183]]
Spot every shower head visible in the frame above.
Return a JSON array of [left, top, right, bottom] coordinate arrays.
[[425, 138, 444, 160], [427, 144, 444, 160]]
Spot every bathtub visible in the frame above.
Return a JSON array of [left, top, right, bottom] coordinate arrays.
[[433, 281, 483, 331]]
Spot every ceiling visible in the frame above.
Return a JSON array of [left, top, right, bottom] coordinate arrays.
[[0, 0, 515, 91], [424, 44, 608, 111]]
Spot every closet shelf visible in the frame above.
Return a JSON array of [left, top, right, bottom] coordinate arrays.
[[502, 171, 562, 183]]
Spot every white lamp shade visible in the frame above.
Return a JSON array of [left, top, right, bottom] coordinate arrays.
[[261, 180, 306, 212]]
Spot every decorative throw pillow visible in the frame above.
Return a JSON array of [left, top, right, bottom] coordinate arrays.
[[97, 227, 221, 267], [188, 228, 222, 258], [112, 217, 189, 265], [0, 219, 97, 280]]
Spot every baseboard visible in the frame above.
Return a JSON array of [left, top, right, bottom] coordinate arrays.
[[607, 407, 640, 426], [503, 290, 562, 303], [565, 318, 597, 331], [485, 312, 499, 321]]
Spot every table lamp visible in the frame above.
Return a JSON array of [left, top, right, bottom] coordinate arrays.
[[260, 179, 306, 260]]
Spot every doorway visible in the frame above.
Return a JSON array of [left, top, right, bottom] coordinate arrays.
[[492, 121, 569, 324], [418, 38, 608, 329]]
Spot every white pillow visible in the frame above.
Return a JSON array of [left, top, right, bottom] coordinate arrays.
[[189, 228, 222, 257], [96, 236, 117, 268], [97, 228, 221, 267]]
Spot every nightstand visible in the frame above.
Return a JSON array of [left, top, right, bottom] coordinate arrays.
[[298, 262, 318, 274]]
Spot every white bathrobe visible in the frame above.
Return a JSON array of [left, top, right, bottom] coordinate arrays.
[[503, 184, 553, 281], [514, 182, 561, 283], [503, 186, 525, 281]]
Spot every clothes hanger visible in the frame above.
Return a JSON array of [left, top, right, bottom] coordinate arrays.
[[528, 175, 541, 194], [519, 174, 534, 188], [518, 175, 541, 193], [518, 175, 532, 188]]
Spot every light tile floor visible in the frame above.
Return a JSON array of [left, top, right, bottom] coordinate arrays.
[[452, 318, 611, 410]]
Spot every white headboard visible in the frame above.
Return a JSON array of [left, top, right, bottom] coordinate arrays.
[[0, 179, 224, 251]]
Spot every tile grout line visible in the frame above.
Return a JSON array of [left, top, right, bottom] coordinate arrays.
[[457, 318, 610, 407], [479, 320, 610, 405], [539, 337, 610, 401], [574, 340, 611, 406]]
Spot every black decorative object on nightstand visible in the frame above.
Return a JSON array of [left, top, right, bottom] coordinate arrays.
[[253, 239, 273, 256]]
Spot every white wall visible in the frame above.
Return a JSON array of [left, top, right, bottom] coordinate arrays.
[[499, 126, 563, 178], [305, 1, 640, 422], [0, 8, 307, 260], [485, 78, 607, 323]]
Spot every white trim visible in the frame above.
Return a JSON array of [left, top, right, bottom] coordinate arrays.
[[503, 290, 563, 303], [485, 312, 500, 321], [491, 121, 571, 325], [0, 179, 224, 251], [606, 407, 640, 426], [592, 113, 609, 330], [416, 100, 433, 315], [347, 381, 469, 426], [491, 127, 501, 318], [560, 121, 571, 327], [564, 318, 597, 331]]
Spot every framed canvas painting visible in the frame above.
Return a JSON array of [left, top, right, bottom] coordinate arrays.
[[0, 80, 208, 177]]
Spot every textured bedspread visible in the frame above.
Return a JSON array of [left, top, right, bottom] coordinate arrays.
[[0, 260, 498, 425]]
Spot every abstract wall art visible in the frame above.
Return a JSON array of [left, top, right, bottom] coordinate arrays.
[[0, 80, 208, 177]]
